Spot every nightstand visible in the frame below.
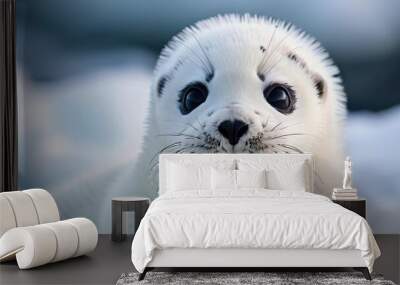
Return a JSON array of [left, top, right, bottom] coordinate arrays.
[[332, 198, 366, 218], [112, 196, 150, 242]]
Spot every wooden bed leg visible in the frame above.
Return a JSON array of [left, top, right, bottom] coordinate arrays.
[[362, 268, 372, 281], [138, 268, 148, 281], [354, 267, 371, 280]]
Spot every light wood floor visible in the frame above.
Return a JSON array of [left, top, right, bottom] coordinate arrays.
[[0, 235, 398, 285]]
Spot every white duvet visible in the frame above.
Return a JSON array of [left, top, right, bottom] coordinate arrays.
[[131, 190, 380, 273]]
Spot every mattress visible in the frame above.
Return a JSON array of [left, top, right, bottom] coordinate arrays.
[[131, 190, 380, 273]]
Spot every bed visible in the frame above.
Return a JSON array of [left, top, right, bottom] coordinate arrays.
[[131, 154, 380, 280]]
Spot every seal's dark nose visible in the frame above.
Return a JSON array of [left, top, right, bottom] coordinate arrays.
[[218, 120, 249, 146]]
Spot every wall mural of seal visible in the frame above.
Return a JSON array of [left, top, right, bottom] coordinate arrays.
[[134, 14, 346, 198]]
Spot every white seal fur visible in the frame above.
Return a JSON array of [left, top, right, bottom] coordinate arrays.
[[135, 14, 346, 197]]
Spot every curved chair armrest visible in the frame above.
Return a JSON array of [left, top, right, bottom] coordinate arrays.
[[0, 218, 97, 269]]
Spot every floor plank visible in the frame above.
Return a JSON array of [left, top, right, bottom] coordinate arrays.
[[0, 234, 398, 285], [374, 234, 400, 284], [0, 235, 133, 285]]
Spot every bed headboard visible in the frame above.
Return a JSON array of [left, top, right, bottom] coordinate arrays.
[[159, 153, 314, 195]]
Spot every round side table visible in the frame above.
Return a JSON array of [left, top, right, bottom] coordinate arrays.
[[111, 196, 150, 242]]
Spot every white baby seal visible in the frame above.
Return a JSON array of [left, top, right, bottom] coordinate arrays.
[[135, 14, 347, 197]]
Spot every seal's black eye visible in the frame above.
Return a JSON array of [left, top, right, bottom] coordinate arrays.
[[263, 84, 295, 114], [179, 82, 208, 115]]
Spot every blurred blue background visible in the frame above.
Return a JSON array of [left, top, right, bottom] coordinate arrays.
[[16, 0, 400, 233]]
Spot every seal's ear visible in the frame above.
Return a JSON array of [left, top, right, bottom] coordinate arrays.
[[156, 75, 168, 98], [312, 73, 326, 99]]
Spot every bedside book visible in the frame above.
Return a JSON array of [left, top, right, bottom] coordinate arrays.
[[332, 188, 358, 200], [332, 195, 358, 200]]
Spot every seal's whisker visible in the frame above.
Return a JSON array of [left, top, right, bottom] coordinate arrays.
[[262, 49, 286, 75], [258, 24, 278, 73], [193, 117, 206, 130], [184, 122, 200, 132], [175, 145, 198, 154], [262, 117, 270, 129], [276, 143, 304, 154], [191, 33, 215, 76], [267, 133, 307, 141], [157, 133, 202, 140], [158, 120, 202, 134], [266, 121, 306, 133], [148, 162, 159, 177], [264, 46, 304, 76], [147, 141, 182, 171], [179, 40, 211, 75], [156, 141, 182, 154], [175, 142, 219, 154], [269, 121, 284, 132], [259, 30, 292, 74]]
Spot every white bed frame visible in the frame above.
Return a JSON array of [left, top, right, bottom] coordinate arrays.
[[140, 154, 371, 280], [148, 249, 365, 268]]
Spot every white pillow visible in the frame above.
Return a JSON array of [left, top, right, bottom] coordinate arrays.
[[211, 168, 237, 190], [237, 159, 308, 191], [211, 168, 268, 190], [236, 169, 268, 189], [167, 162, 211, 191], [266, 163, 306, 191]]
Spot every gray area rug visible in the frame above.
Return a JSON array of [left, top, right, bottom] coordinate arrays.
[[116, 272, 396, 285]]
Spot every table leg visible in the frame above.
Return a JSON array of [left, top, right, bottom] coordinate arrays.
[[112, 201, 123, 241]]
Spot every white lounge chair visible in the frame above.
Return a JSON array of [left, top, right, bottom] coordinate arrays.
[[0, 189, 98, 269]]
